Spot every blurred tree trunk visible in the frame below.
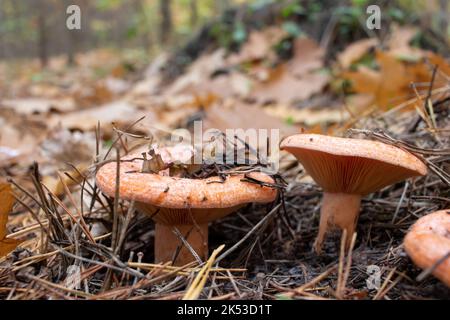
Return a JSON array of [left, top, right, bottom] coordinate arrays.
[[37, 0, 48, 67], [214, 0, 230, 15], [65, 0, 76, 65], [134, 0, 152, 52], [159, 0, 173, 45], [67, 34, 76, 66], [190, 0, 198, 28], [439, 0, 448, 36], [0, 3, 4, 58]]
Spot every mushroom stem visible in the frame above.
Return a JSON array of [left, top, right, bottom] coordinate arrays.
[[314, 192, 361, 253], [155, 223, 208, 266]]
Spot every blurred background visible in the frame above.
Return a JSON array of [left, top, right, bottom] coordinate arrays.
[[0, 0, 449, 164], [0, 0, 448, 65]]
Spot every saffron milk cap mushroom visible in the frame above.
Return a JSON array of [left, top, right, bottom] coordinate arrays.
[[280, 133, 427, 253], [96, 145, 277, 265], [404, 210, 450, 287]]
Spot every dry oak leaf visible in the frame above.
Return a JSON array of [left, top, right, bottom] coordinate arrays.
[[227, 31, 271, 65], [203, 100, 298, 138], [341, 56, 406, 109], [337, 38, 379, 68], [0, 183, 22, 257], [42, 165, 88, 196], [226, 27, 286, 66], [2, 97, 75, 115], [386, 25, 422, 61], [289, 37, 325, 77], [0, 112, 47, 166], [250, 37, 328, 104], [264, 104, 350, 127], [341, 50, 448, 109], [49, 100, 157, 134], [251, 64, 329, 104]]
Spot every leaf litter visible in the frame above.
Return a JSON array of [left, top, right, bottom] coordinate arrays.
[[0, 22, 449, 300]]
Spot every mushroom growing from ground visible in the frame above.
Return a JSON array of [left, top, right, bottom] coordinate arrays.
[[96, 146, 277, 265], [404, 209, 450, 287], [280, 133, 427, 253]]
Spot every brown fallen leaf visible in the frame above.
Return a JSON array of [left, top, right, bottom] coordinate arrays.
[[251, 64, 329, 104], [386, 25, 422, 60], [28, 83, 64, 98], [0, 110, 48, 165], [226, 27, 286, 66], [337, 38, 379, 68], [344, 50, 411, 109], [48, 100, 157, 134], [0, 183, 22, 257], [2, 97, 76, 115], [73, 83, 114, 108], [341, 65, 381, 94], [0, 123, 38, 164], [0, 238, 22, 257], [203, 72, 252, 99], [264, 104, 350, 126], [344, 93, 375, 114], [227, 31, 271, 65], [165, 50, 229, 97], [341, 49, 450, 110], [249, 36, 328, 104], [289, 37, 325, 77], [423, 52, 450, 85], [204, 100, 298, 139], [42, 164, 88, 196]]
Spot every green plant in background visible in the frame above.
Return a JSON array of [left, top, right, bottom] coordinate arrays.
[[95, 0, 122, 11], [209, 19, 249, 51], [282, 21, 302, 37], [351, 0, 369, 6], [232, 22, 247, 44], [280, 2, 304, 18], [349, 52, 377, 71], [305, 2, 322, 22], [209, 22, 234, 49], [249, 0, 274, 11], [335, 6, 363, 37], [274, 37, 294, 60], [387, 7, 407, 23], [0, 0, 448, 63]]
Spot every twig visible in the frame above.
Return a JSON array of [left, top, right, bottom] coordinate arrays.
[[215, 203, 282, 264]]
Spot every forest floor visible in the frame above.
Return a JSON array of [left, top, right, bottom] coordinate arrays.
[[0, 19, 449, 299]]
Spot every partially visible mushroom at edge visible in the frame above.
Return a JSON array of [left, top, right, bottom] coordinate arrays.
[[280, 133, 427, 253], [404, 209, 450, 288], [95, 147, 277, 266]]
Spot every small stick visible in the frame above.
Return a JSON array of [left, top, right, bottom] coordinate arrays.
[[214, 203, 281, 264], [392, 181, 409, 223], [416, 251, 450, 282], [172, 226, 203, 265]]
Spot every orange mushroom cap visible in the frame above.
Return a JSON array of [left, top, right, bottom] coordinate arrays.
[[96, 147, 277, 265], [96, 153, 277, 209], [280, 134, 427, 195], [404, 210, 450, 287]]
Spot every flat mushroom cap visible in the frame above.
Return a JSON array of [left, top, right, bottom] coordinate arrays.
[[280, 134, 427, 195], [96, 153, 277, 209]]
